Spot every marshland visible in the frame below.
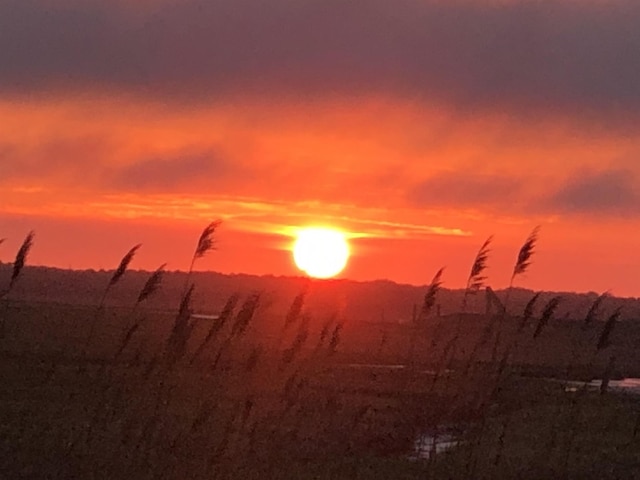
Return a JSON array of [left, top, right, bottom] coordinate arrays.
[[1, 224, 640, 479]]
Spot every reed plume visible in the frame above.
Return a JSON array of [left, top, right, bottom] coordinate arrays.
[[190, 294, 240, 364], [230, 293, 261, 339], [597, 308, 621, 351], [165, 285, 196, 366], [511, 226, 540, 283], [316, 315, 336, 350], [282, 314, 310, 365], [422, 267, 444, 319], [183, 220, 222, 295], [518, 291, 542, 332], [283, 287, 308, 331], [195, 220, 221, 260], [113, 322, 142, 361], [85, 244, 141, 355], [113, 264, 167, 361], [108, 244, 141, 289], [583, 292, 608, 330], [533, 296, 562, 339], [137, 264, 166, 304], [489, 227, 540, 362], [9, 231, 34, 292], [463, 236, 493, 310]]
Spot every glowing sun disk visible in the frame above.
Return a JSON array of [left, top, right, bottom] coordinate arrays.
[[293, 227, 350, 279]]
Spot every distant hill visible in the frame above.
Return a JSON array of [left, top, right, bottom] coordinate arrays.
[[2, 265, 639, 323]]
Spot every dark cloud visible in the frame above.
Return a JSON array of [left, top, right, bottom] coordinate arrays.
[[0, 138, 237, 193], [0, 137, 113, 182], [409, 171, 524, 208], [547, 169, 640, 216], [110, 152, 231, 191], [410, 168, 640, 218], [1, 0, 640, 115]]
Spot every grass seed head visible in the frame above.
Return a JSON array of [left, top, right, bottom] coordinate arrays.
[[533, 296, 562, 339], [597, 308, 622, 351], [137, 263, 166, 303], [519, 291, 542, 332], [467, 236, 493, 294], [513, 226, 540, 281], [10, 231, 34, 289], [109, 244, 141, 288], [583, 292, 609, 329], [231, 293, 261, 338], [422, 267, 445, 318], [283, 288, 308, 331], [195, 220, 222, 259]]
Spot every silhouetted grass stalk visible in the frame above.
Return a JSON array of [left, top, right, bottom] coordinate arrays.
[[407, 268, 444, 367], [490, 226, 539, 363], [0, 232, 34, 337], [113, 263, 166, 362], [559, 308, 622, 476], [441, 237, 493, 381], [182, 220, 221, 295], [84, 244, 141, 358], [190, 294, 239, 365]]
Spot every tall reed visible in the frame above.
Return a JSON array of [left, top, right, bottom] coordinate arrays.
[[1, 231, 34, 299], [408, 268, 444, 367], [421, 268, 445, 320], [113, 264, 167, 361], [560, 307, 623, 476], [443, 237, 493, 373], [0, 232, 34, 338], [166, 221, 221, 365], [183, 220, 221, 294], [462, 236, 493, 312], [490, 226, 540, 362], [165, 285, 196, 367], [190, 294, 240, 365], [84, 244, 141, 355]]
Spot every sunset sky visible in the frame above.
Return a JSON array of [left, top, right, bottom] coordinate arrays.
[[2, 0, 640, 296]]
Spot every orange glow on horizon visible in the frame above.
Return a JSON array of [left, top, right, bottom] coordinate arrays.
[[2, 95, 640, 296]]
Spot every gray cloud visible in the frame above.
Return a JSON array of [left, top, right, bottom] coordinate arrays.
[[410, 168, 640, 218], [1, 0, 640, 116], [547, 169, 640, 216], [110, 152, 232, 191], [0, 138, 238, 193], [409, 171, 524, 208], [0, 137, 113, 182]]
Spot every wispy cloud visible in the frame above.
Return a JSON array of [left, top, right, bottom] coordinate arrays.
[[3, 192, 470, 241]]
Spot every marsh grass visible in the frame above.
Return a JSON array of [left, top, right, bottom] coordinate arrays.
[[0, 224, 638, 480]]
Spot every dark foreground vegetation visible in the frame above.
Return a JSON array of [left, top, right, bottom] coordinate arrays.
[[1, 225, 640, 479]]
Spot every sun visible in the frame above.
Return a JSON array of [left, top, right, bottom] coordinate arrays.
[[293, 227, 350, 279]]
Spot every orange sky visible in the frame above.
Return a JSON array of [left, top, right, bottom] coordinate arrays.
[[2, 0, 640, 296]]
